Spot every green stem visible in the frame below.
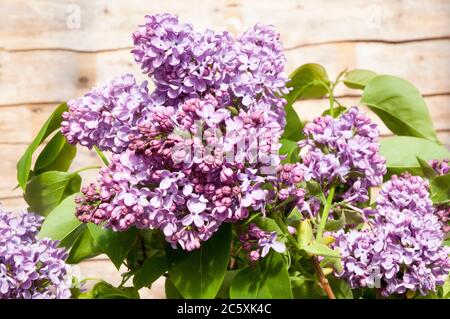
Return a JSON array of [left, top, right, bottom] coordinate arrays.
[[73, 165, 102, 175], [328, 86, 334, 118], [273, 213, 301, 250], [94, 145, 109, 166], [316, 186, 336, 240]]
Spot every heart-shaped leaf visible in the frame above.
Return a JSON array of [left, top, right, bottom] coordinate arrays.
[[280, 139, 299, 163], [229, 252, 292, 299], [282, 63, 329, 141], [38, 193, 81, 246], [67, 226, 102, 264], [24, 171, 81, 216], [429, 174, 450, 205], [34, 132, 76, 175], [344, 69, 378, 90], [380, 136, 450, 175], [133, 253, 169, 289], [361, 75, 438, 142], [17, 103, 68, 190], [167, 223, 231, 299], [88, 224, 138, 270]]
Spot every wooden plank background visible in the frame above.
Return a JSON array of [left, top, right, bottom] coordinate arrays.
[[1, 0, 449, 298]]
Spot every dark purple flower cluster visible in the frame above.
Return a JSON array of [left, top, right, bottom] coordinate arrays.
[[429, 159, 449, 176], [275, 163, 306, 207], [334, 174, 450, 297], [429, 159, 449, 233], [0, 208, 72, 299], [63, 14, 288, 251], [298, 107, 386, 204], [239, 223, 286, 261]]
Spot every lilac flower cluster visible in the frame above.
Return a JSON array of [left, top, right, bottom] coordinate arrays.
[[62, 13, 288, 251], [298, 107, 386, 204], [239, 223, 286, 261], [131, 14, 288, 123], [334, 174, 450, 297], [429, 159, 449, 176], [429, 159, 450, 233], [275, 163, 306, 207], [61, 74, 151, 153], [0, 207, 72, 299]]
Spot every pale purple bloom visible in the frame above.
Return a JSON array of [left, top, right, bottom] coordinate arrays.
[[429, 159, 450, 233], [61, 74, 151, 153], [0, 208, 72, 299], [240, 223, 285, 261], [299, 107, 386, 205], [70, 14, 288, 251], [334, 174, 450, 297]]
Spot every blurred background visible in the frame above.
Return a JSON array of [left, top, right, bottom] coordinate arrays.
[[1, 0, 449, 298]]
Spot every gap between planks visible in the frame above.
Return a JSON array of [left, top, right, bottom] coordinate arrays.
[[1, 92, 450, 109], [1, 36, 449, 54]]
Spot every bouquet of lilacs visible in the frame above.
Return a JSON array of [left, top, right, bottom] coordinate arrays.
[[8, 13, 449, 299]]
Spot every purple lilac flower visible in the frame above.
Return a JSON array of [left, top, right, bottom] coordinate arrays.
[[429, 159, 449, 176], [68, 14, 288, 251], [61, 73, 151, 153], [275, 163, 306, 208], [334, 174, 450, 297], [239, 223, 286, 261], [299, 107, 386, 204], [0, 208, 72, 299], [132, 14, 288, 115], [429, 159, 450, 233]]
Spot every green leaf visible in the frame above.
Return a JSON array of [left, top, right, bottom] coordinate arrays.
[[279, 139, 299, 163], [216, 270, 239, 299], [306, 180, 323, 198], [417, 157, 438, 179], [328, 276, 353, 299], [342, 209, 365, 225], [253, 216, 283, 235], [302, 243, 340, 258], [88, 224, 138, 270], [380, 136, 450, 175], [24, 171, 81, 216], [325, 210, 346, 231], [165, 278, 184, 299], [78, 281, 139, 299], [59, 223, 86, 249], [67, 227, 102, 264], [442, 276, 450, 298], [34, 132, 76, 175], [286, 63, 330, 103], [282, 63, 329, 141], [322, 106, 347, 117], [133, 253, 169, 289], [429, 174, 450, 205], [167, 223, 231, 299], [361, 75, 438, 142], [17, 103, 68, 190], [297, 220, 313, 248], [230, 252, 292, 299], [38, 193, 81, 245], [343, 69, 378, 90], [292, 280, 326, 299]]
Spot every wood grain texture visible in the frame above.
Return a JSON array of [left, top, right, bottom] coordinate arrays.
[[0, 0, 449, 297], [1, 40, 449, 105], [1, 0, 449, 51]]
